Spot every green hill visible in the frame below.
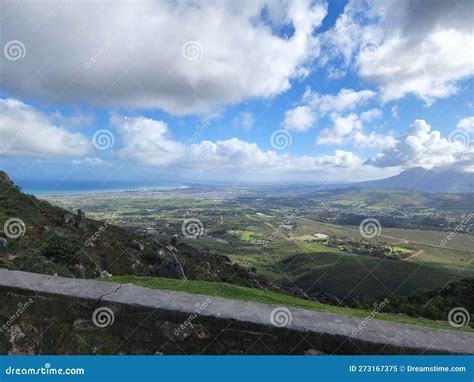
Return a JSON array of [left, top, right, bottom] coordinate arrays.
[[0, 171, 267, 288]]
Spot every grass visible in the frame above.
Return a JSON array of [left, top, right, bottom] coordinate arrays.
[[47, 192, 474, 300], [106, 275, 473, 332]]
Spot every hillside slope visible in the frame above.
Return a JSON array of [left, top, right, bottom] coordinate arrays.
[[0, 171, 267, 289]]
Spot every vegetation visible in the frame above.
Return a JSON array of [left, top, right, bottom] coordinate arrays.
[[107, 275, 473, 332], [3, 174, 473, 332], [383, 278, 474, 328]]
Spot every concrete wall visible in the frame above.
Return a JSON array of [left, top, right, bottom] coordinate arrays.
[[0, 269, 472, 355]]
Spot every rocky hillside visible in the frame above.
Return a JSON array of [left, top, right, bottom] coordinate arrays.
[[0, 171, 268, 289]]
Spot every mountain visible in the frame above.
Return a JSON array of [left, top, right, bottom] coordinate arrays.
[[355, 167, 474, 193]]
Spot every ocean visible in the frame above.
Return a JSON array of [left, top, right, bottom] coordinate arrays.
[[16, 179, 185, 196]]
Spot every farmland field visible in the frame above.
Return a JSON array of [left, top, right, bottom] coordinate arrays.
[[45, 187, 474, 304]]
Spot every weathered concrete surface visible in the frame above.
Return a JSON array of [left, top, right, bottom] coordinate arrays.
[[0, 268, 472, 355]]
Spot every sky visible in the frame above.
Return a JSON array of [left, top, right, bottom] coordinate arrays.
[[0, 0, 473, 188]]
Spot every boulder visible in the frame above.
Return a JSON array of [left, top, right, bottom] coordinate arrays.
[[171, 235, 178, 246], [0, 237, 8, 247], [74, 209, 87, 229], [159, 253, 187, 280], [132, 240, 145, 252], [63, 211, 73, 224]]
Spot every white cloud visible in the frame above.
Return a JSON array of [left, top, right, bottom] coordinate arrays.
[[316, 108, 396, 148], [112, 115, 388, 182], [72, 157, 110, 167], [458, 116, 474, 132], [316, 113, 362, 144], [352, 131, 397, 149], [314, 150, 362, 167], [281, 105, 316, 132], [367, 119, 473, 169], [0, 98, 89, 157], [360, 108, 382, 122], [305, 88, 376, 114], [323, 0, 474, 104], [114, 116, 183, 167], [282, 87, 376, 132], [2, 0, 327, 115]]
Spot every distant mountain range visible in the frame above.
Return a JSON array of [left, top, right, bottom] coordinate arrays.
[[261, 168, 474, 194], [353, 167, 474, 193], [273, 168, 474, 194]]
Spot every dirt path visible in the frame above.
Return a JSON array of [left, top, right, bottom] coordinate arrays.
[[402, 249, 424, 260]]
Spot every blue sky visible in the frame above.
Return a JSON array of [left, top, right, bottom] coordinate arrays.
[[0, 0, 473, 189]]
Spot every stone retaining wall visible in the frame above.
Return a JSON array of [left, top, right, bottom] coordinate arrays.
[[0, 269, 472, 355]]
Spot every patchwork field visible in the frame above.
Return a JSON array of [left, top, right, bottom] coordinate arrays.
[[44, 187, 474, 305]]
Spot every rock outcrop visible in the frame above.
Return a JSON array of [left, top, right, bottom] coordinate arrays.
[[0, 171, 13, 186], [159, 253, 187, 280], [63, 211, 73, 224], [74, 209, 87, 229]]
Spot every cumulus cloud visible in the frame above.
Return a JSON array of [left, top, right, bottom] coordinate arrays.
[[367, 119, 473, 169], [352, 131, 397, 150], [360, 108, 382, 122], [1, 0, 327, 115], [112, 115, 388, 181], [305, 88, 376, 114], [314, 150, 362, 167], [458, 116, 474, 132], [315, 109, 397, 148], [317, 113, 362, 145], [281, 105, 316, 132], [282, 88, 376, 132], [0, 98, 89, 157], [114, 116, 183, 167], [323, 0, 474, 104]]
